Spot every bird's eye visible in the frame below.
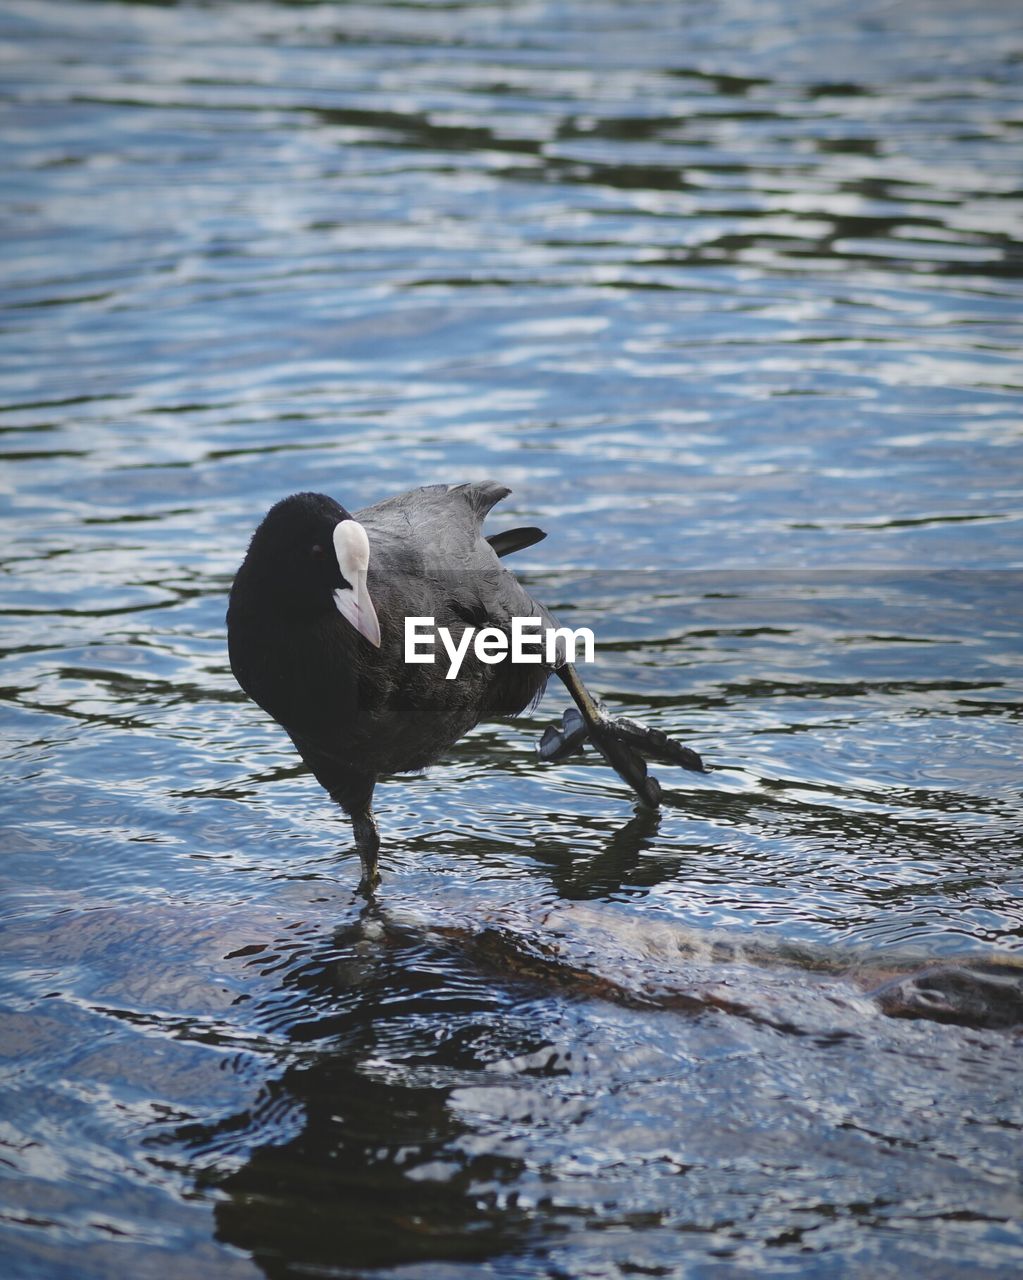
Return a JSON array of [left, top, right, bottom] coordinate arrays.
[[310, 543, 326, 560]]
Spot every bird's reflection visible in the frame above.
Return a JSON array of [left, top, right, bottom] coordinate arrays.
[[207, 801, 680, 1275], [527, 804, 664, 899], [211, 912, 547, 1275]]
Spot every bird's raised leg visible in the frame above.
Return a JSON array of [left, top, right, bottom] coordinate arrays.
[[544, 664, 705, 807]]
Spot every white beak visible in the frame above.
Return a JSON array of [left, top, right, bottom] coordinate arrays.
[[332, 519, 381, 648]]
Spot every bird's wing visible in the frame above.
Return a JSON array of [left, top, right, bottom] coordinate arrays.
[[356, 480, 532, 564], [446, 479, 512, 520], [355, 481, 506, 543], [356, 480, 558, 631]]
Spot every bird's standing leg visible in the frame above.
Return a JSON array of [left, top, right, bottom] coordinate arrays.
[[312, 757, 380, 895], [351, 807, 381, 895], [547, 664, 705, 807]]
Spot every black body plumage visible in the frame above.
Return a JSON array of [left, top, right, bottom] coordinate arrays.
[[228, 480, 704, 889], [228, 483, 551, 815]]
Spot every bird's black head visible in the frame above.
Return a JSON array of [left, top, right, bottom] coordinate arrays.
[[230, 492, 381, 645]]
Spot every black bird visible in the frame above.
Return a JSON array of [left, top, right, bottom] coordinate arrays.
[[227, 482, 704, 889]]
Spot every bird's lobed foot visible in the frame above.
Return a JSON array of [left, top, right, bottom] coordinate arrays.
[[588, 722, 662, 808], [538, 706, 588, 762], [538, 705, 705, 804], [604, 715, 705, 773]]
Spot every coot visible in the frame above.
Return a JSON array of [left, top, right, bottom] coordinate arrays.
[[228, 481, 703, 889]]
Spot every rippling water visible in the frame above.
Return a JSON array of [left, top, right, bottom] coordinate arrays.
[[2, 1, 1022, 1276]]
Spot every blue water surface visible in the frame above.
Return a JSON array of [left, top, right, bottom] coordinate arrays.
[[1, 2, 1022, 1277]]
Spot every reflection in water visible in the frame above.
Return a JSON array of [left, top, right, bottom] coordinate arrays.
[[2, 0, 1023, 1275], [212, 926, 541, 1274], [533, 806, 666, 899], [206, 897, 1023, 1278]]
